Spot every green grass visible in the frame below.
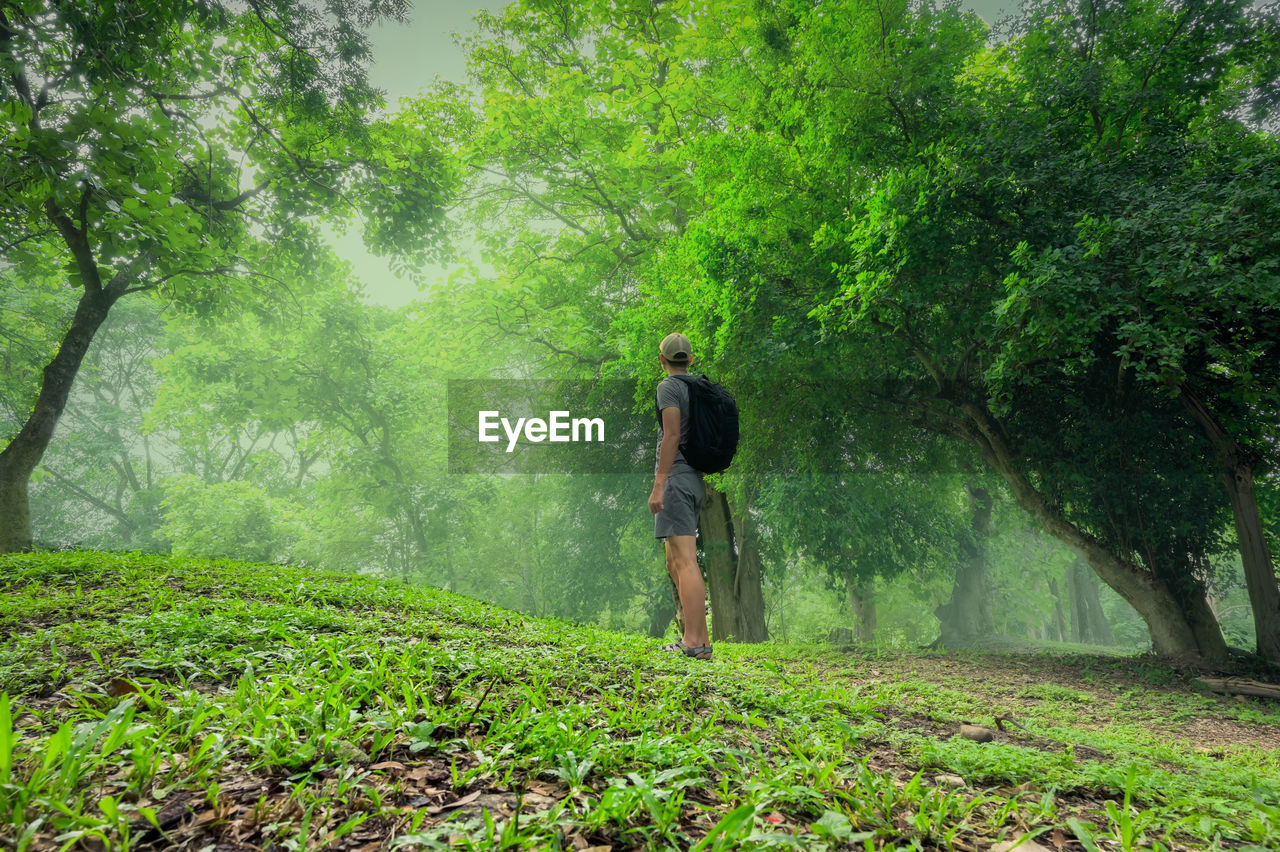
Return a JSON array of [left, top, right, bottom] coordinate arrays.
[[2, 552, 1279, 850]]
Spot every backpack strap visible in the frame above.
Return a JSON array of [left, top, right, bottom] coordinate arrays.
[[655, 373, 696, 427]]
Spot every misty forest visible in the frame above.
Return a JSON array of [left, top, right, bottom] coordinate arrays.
[[3, 0, 1280, 849]]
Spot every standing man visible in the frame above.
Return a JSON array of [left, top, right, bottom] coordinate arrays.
[[649, 332, 712, 660]]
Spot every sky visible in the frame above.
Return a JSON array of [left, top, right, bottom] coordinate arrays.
[[326, 0, 506, 308], [335, 0, 1016, 308]]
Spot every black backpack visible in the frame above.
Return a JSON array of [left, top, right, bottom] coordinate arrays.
[[655, 373, 739, 474]]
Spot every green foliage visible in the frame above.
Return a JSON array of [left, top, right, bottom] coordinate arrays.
[[592, 0, 1280, 657], [160, 475, 299, 562], [0, 0, 453, 285], [2, 552, 1278, 850], [8, 0, 1280, 687], [0, 266, 76, 439], [23, 300, 167, 549], [0, 0, 459, 556]]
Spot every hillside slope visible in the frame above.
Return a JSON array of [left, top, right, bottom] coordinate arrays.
[[2, 552, 1278, 850]]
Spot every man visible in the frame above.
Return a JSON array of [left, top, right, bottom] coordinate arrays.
[[649, 332, 712, 660]]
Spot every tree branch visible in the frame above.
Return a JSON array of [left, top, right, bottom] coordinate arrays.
[[209, 179, 271, 211], [44, 197, 105, 297], [39, 466, 133, 526]]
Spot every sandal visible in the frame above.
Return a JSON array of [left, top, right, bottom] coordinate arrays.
[[661, 641, 713, 660]]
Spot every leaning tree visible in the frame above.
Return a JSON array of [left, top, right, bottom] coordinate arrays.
[[634, 0, 1278, 663]]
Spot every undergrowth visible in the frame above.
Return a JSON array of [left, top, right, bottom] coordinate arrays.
[[1, 551, 1278, 850]]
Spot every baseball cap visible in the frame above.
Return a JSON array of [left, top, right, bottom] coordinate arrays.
[[659, 332, 692, 363]]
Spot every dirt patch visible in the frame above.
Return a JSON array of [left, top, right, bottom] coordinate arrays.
[[1179, 715, 1280, 751], [812, 649, 1280, 754]]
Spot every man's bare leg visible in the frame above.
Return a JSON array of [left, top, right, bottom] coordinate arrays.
[[664, 534, 709, 648]]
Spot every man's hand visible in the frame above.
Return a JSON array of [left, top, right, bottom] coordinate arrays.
[[649, 479, 665, 514]]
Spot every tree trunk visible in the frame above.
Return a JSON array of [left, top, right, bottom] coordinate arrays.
[[934, 485, 995, 648], [0, 471, 32, 553], [1069, 565, 1087, 642], [699, 483, 738, 642], [698, 483, 769, 643], [728, 492, 769, 643], [1048, 577, 1067, 642], [647, 575, 677, 638], [847, 576, 877, 643], [1070, 557, 1114, 645], [0, 289, 114, 553], [957, 399, 1228, 664], [1180, 388, 1280, 663], [1196, 677, 1280, 700]]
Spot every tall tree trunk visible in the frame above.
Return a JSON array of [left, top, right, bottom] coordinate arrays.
[[957, 399, 1229, 664], [647, 575, 677, 638], [1069, 565, 1087, 642], [1070, 557, 1114, 645], [847, 576, 877, 643], [727, 491, 769, 643], [0, 289, 115, 553], [935, 485, 995, 648], [406, 500, 431, 578], [698, 483, 769, 643], [1180, 388, 1280, 664], [699, 483, 738, 642], [1048, 577, 1067, 642]]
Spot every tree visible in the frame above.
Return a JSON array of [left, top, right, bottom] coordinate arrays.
[[757, 467, 966, 645], [934, 484, 996, 648], [984, 0, 1280, 661], [637, 0, 1280, 663], [0, 0, 454, 552], [27, 299, 167, 549], [151, 262, 457, 581], [1068, 556, 1115, 646], [443, 0, 776, 640], [998, 129, 1280, 662], [693, 482, 768, 643]]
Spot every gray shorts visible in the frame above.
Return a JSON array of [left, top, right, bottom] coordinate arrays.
[[655, 471, 705, 539]]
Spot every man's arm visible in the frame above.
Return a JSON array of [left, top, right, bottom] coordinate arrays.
[[649, 405, 682, 514]]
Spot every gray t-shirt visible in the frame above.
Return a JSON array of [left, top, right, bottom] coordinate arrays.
[[655, 375, 696, 476]]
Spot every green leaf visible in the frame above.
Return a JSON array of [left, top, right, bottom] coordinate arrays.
[[693, 804, 757, 851], [0, 693, 11, 786], [1066, 817, 1100, 852]]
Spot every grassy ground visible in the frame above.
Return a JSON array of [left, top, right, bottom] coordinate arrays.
[[2, 552, 1278, 851]]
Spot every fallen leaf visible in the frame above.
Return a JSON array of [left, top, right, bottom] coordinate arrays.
[[519, 792, 558, 811], [528, 781, 565, 797], [369, 761, 406, 771], [427, 790, 482, 814], [108, 677, 139, 697]]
